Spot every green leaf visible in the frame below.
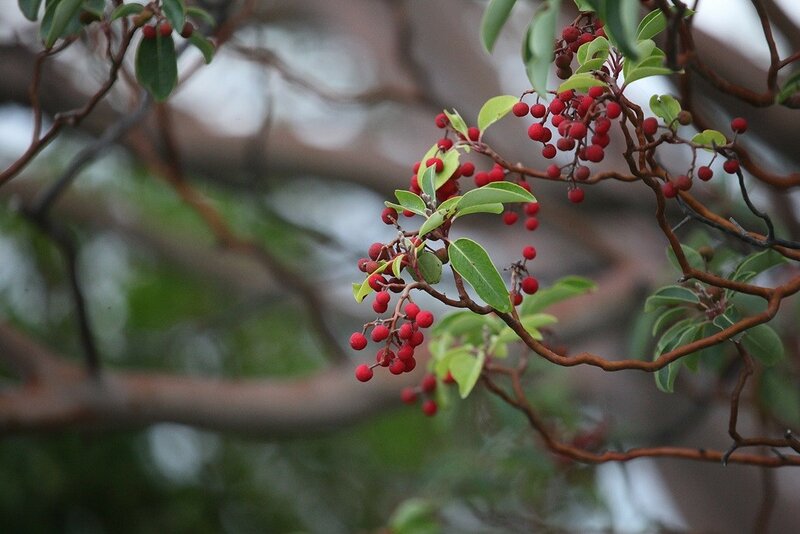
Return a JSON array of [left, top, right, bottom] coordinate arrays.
[[520, 276, 596, 315], [666, 243, 704, 273], [443, 109, 469, 139], [391, 254, 404, 278], [454, 203, 505, 217], [759, 369, 800, 426], [573, 0, 595, 11], [649, 94, 681, 125], [449, 350, 486, 398], [162, 0, 186, 31], [600, 0, 641, 60], [437, 195, 462, 215], [456, 182, 535, 211], [186, 6, 216, 26], [480, 0, 517, 53], [110, 3, 144, 21], [731, 249, 787, 283], [477, 95, 519, 132], [624, 65, 674, 85], [394, 190, 427, 216], [418, 210, 446, 237], [644, 285, 699, 312], [557, 73, 607, 93], [18, 0, 43, 21], [776, 70, 800, 104], [636, 9, 666, 40], [43, 0, 83, 48], [742, 324, 784, 365], [654, 322, 698, 392], [522, 0, 561, 96], [188, 33, 215, 64], [410, 250, 443, 284], [389, 498, 441, 534], [651, 306, 686, 337], [448, 238, 511, 312], [576, 36, 609, 65], [712, 308, 745, 342], [691, 129, 728, 151], [433, 310, 503, 337], [575, 58, 609, 74], [135, 33, 179, 101], [496, 313, 556, 343], [420, 165, 436, 202], [436, 149, 461, 189]]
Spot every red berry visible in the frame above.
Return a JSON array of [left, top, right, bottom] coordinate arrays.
[[159, 22, 172, 36], [376, 348, 394, 366], [372, 299, 388, 314], [503, 211, 518, 225], [364, 261, 379, 274], [435, 113, 449, 128], [521, 276, 539, 294], [389, 359, 406, 375], [460, 162, 475, 176], [474, 172, 490, 187], [585, 144, 604, 162], [397, 344, 414, 360], [415, 311, 434, 328], [525, 217, 539, 231], [371, 324, 390, 342], [467, 127, 480, 141], [568, 122, 587, 139], [437, 138, 453, 151], [723, 159, 740, 174], [404, 356, 417, 372], [592, 133, 610, 148], [558, 90, 575, 102], [376, 291, 391, 305], [731, 117, 748, 134], [642, 117, 658, 136], [410, 330, 424, 347], [368, 274, 386, 291], [142, 25, 157, 39], [588, 86, 604, 98], [594, 117, 611, 134], [422, 399, 438, 416], [568, 187, 585, 203], [562, 26, 581, 42], [524, 203, 539, 217], [528, 123, 545, 141], [368, 242, 383, 260], [522, 246, 537, 260], [549, 99, 565, 115], [397, 322, 413, 340], [512, 102, 529, 117], [551, 114, 565, 127], [555, 54, 572, 69], [355, 364, 373, 382], [675, 175, 692, 191], [605, 101, 621, 119], [511, 291, 523, 306], [401, 387, 418, 404], [443, 371, 455, 384], [350, 332, 368, 350], [662, 181, 678, 198], [426, 157, 444, 173], [530, 104, 546, 118], [697, 166, 713, 181], [546, 164, 561, 179], [381, 207, 398, 225], [556, 137, 575, 152], [488, 167, 504, 182], [180, 22, 194, 38], [574, 165, 591, 181], [542, 144, 557, 159], [404, 302, 420, 320], [421, 374, 437, 393]]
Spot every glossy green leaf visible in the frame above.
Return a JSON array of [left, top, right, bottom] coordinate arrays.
[[654, 322, 698, 392], [712, 308, 745, 342], [135, 33, 179, 101], [496, 313, 556, 343], [111, 3, 144, 21], [420, 165, 436, 202], [624, 66, 674, 85], [43, 0, 83, 48], [448, 238, 511, 312], [557, 73, 607, 93], [520, 276, 596, 316], [691, 129, 728, 151], [186, 6, 216, 26], [18, 0, 42, 21], [437, 195, 462, 215], [601, 0, 641, 60], [418, 210, 446, 237], [480, 0, 517, 53], [410, 251, 443, 284], [449, 350, 486, 398], [573, 0, 595, 11], [651, 306, 686, 337], [456, 182, 535, 211], [391, 254, 404, 278], [433, 310, 503, 338], [188, 33, 215, 64], [759, 369, 800, 426], [575, 58, 608, 74], [443, 109, 469, 139], [742, 324, 784, 365], [522, 0, 561, 96], [666, 243, 704, 273], [436, 149, 461, 189], [576, 36, 609, 65], [415, 144, 439, 182], [636, 9, 666, 40], [394, 190, 427, 216], [731, 249, 787, 283], [477, 95, 518, 132], [776, 70, 800, 104], [649, 94, 681, 125], [162, 0, 186, 31], [644, 285, 699, 312], [454, 203, 505, 217]]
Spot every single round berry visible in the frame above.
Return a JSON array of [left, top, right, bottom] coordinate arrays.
[[556, 137, 575, 152], [555, 53, 572, 69], [697, 166, 713, 181], [460, 162, 475, 177], [421, 374, 437, 393], [474, 172, 490, 187], [350, 332, 368, 350], [180, 22, 194, 38], [661, 181, 678, 198], [556, 67, 572, 80], [372, 299, 388, 314], [521, 276, 539, 295], [422, 399, 438, 416], [398, 322, 414, 340], [503, 211, 519, 225], [488, 167, 504, 182], [389, 359, 406, 375], [592, 133, 610, 147], [675, 174, 692, 191], [467, 126, 480, 141], [642, 117, 659, 136], [528, 123, 546, 142], [159, 22, 172, 36], [530, 103, 546, 118], [567, 187, 585, 204], [375, 291, 391, 306], [435, 113, 449, 128], [410, 330, 424, 347], [416, 311, 434, 328], [142, 25, 157, 39], [426, 157, 444, 173], [381, 207, 398, 225], [371, 324, 390, 342], [401, 387, 418, 404], [525, 217, 539, 231], [605, 101, 621, 119], [437, 138, 453, 151], [568, 122, 587, 139], [404, 302, 420, 320], [585, 144, 604, 163], [723, 159, 740, 174], [512, 102, 529, 117], [368, 274, 386, 291], [558, 90, 575, 102], [546, 164, 561, 179], [549, 99, 566, 115], [355, 364, 373, 382], [397, 344, 415, 360], [574, 165, 591, 181], [542, 144, 557, 159], [551, 114, 565, 127], [562, 26, 581, 43], [522, 246, 537, 260], [594, 117, 611, 134], [525, 202, 540, 216], [677, 110, 692, 126], [511, 291, 523, 306], [368, 242, 383, 260], [588, 86, 605, 98], [731, 117, 748, 134], [376, 348, 394, 366]]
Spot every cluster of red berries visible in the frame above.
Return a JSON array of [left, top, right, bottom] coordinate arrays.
[[510, 245, 539, 305], [553, 19, 605, 80], [400, 372, 455, 416], [142, 21, 194, 39], [660, 117, 748, 198]]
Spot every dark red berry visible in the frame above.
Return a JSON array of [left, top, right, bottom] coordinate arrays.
[[731, 117, 748, 134], [675, 175, 692, 191], [542, 144, 557, 159], [546, 164, 561, 179], [410, 331, 424, 347], [443, 371, 455, 384], [389, 359, 406, 375], [422, 399, 438, 416], [557, 137, 575, 152], [562, 26, 581, 43], [525, 217, 539, 231], [723, 159, 740, 174], [522, 246, 537, 260], [401, 387, 418, 404], [511, 291, 523, 306], [180, 22, 194, 38], [503, 211, 518, 225], [460, 162, 475, 176], [404, 356, 417, 372], [642, 117, 658, 136], [574, 165, 591, 181], [415, 311, 434, 328], [585, 144, 604, 162], [467, 127, 480, 141], [525, 202, 540, 216], [355, 364, 373, 382], [697, 166, 713, 181], [421, 374, 437, 393], [555, 54, 572, 69], [437, 138, 453, 151], [142, 25, 157, 39], [159, 22, 172, 36], [512, 102, 529, 117], [376, 348, 394, 366], [662, 181, 678, 198], [381, 207, 398, 225], [435, 113, 449, 128], [521, 276, 539, 294], [368, 242, 383, 260], [530, 104, 546, 118], [568, 187, 585, 203]]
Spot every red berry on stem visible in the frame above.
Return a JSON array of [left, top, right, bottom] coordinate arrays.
[[575, 165, 591, 181], [460, 162, 475, 176], [549, 99, 565, 115], [371, 325, 390, 342], [422, 399, 438, 416], [698, 166, 713, 181], [731, 117, 748, 134], [381, 207, 397, 225], [401, 387, 418, 404], [398, 344, 414, 360], [542, 144, 557, 159], [398, 322, 414, 340], [723, 159, 740, 174], [511, 291, 523, 306], [522, 246, 537, 260], [467, 127, 480, 141], [180, 22, 194, 38], [376, 348, 394, 366], [410, 331, 424, 347], [372, 299, 388, 314], [512, 102, 529, 117], [568, 122, 587, 139], [525, 217, 539, 231], [521, 276, 539, 295], [530, 103, 546, 118], [389, 359, 406, 375], [159, 22, 172, 36], [675, 175, 692, 191], [588, 86, 604, 98], [350, 332, 368, 350], [528, 123, 545, 141], [503, 211, 518, 225], [426, 158, 444, 173], [355, 364, 373, 382], [404, 302, 420, 320], [416, 311, 434, 328], [546, 164, 561, 179], [568, 187, 585, 203], [437, 138, 453, 151], [404, 357, 417, 372], [435, 113, 449, 128], [368, 242, 383, 260], [562, 26, 581, 43], [525, 202, 540, 216], [488, 167, 504, 182], [368, 274, 385, 291], [605, 101, 621, 119], [142, 25, 157, 39], [585, 144, 604, 162], [661, 181, 678, 198], [642, 117, 658, 136], [421, 374, 437, 393]]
